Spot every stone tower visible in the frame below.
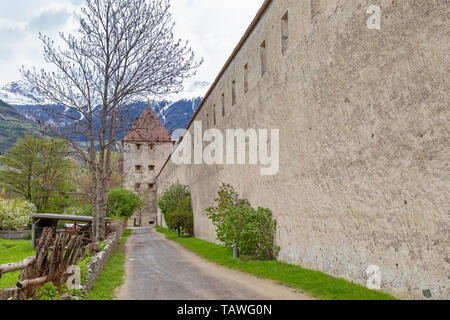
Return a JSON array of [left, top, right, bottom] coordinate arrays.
[[122, 107, 173, 227]]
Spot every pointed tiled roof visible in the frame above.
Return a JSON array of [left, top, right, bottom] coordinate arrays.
[[123, 107, 172, 142]]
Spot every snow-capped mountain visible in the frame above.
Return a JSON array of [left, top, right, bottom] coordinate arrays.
[[0, 80, 208, 142], [0, 81, 52, 105]]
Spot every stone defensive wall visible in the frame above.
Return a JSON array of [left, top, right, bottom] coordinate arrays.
[[156, 0, 449, 299]]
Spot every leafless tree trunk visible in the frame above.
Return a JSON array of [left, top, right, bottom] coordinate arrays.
[[22, 0, 201, 241]]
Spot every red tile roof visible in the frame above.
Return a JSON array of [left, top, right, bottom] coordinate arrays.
[[123, 107, 172, 142]]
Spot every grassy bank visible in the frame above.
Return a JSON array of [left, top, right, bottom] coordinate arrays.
[[0, 238, 35, 289], [156, 227, 396, 300], [0, 229, 132, 299], [84, 229, 132, 300]]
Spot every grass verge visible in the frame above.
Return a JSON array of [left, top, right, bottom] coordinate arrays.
[[0, 238, 35, 290], [156, 227, 396, 300], [84, 229, 133, 300]]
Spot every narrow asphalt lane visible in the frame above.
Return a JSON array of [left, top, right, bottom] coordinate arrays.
[[116, 228, 313, 300]]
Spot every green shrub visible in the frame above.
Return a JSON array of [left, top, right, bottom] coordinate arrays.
[[106, 188, 141, 221], [157, 182, 193, 237], [206, 184, 279, 260], [0, 198, 35, 230], [35, 282, 61, 300], [98, 241, 108, 251], [64, 206, 86, 216], [170, 197, 194, 237], [157, 182, 190, 217], [81, 205, 93, 216], [77, 251, 93, 285], [61, 283, 83, 300]]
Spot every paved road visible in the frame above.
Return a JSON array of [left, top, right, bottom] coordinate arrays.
[[116, 228, 313, 300]]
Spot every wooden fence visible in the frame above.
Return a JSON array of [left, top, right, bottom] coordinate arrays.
[[0, 230, 31, 240], [0, 228, 86, 300]]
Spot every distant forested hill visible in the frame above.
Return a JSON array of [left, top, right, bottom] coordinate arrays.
[[0, 99, 41, 154]]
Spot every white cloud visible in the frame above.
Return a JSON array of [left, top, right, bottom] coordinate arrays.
[[0, 0, 265, 90], [170, 0, 265, 85], [0, 0, 79, 85]]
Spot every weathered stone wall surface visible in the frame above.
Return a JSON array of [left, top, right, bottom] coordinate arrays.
[[123, 141, 173, 227], [157, 0, 450, 299], [82, 223, 124, 293]]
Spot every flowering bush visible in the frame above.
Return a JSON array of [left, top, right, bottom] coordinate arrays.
[[63, 206, 85, 216], [0, 198, 36, 230], [206, 184, 279, 260]]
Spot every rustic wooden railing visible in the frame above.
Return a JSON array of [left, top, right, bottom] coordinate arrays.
[[0, 228, 86, 300]]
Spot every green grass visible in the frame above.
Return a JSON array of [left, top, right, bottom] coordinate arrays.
[[156, 227, 396, 301], [0, 238, 35, 289], [84, 229, 133, 300]]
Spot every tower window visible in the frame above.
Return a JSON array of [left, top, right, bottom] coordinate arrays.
[[260, 41, 267, 76], [136, 144, 142, 151], [281, 11, 289, 54], [222, 93, 225, 117], [232, 80, 236, 106], [135, 165, 142, 172], [148, 165, 155, 172], [244, 64, 249, 93]]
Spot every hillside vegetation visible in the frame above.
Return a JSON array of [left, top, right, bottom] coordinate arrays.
[[0, 99, 40, 154]]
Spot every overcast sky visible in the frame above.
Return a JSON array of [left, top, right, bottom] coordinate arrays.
[[0, 0, 264, 90]]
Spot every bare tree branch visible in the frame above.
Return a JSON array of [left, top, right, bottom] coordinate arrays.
[[21, 0, 201, 241]]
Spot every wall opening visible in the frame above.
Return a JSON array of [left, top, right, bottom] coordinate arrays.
[[213, 104, 217, 126], [136, 144, 142, 151], [281, 11, 289, 54], [135, 183, 141, 192], [135, 165, 142, 172], [206, 113, 209, 128], [260, 41, 267, 76], [232, 80, 236, 106], [148, 165, 155, 172], [311, 0, 320, 19], [148, 183, 155, 190], [244, 64, 249, 93], [222, 93, 225, 117]]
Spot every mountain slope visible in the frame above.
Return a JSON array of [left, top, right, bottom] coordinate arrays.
[[0, 80, 206, 146], [0, 99, 41, 153], [12, 98, 201, 141]]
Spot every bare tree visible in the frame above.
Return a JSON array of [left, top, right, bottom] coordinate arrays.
[[21, 0, 201, 241]]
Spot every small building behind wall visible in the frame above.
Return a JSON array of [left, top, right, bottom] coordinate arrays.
[[122, 107, 174, 227]]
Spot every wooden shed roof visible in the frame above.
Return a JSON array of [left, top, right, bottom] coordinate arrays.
[[29, 214, 106, 222]]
